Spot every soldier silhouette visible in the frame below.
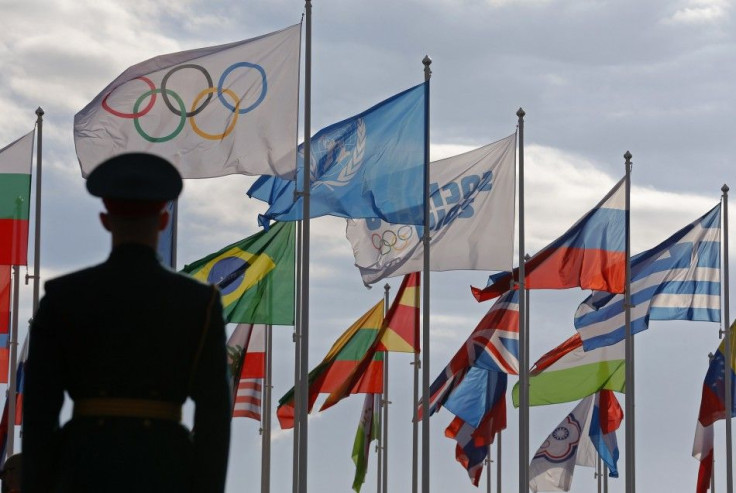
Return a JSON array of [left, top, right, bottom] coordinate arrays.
[[22, 153, 231, 493]]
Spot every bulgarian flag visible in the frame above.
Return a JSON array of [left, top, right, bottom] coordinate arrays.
[[0, 131, 34, 266], [512, 332, 625, 407], [276, 301, 384, 429], [321, 273, 420, 411]]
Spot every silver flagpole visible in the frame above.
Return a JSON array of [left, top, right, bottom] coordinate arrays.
[[516, 108, 528, 493], [485, 446, 492, 493], [412, 351, 419, 493], [597, 456, 602, 493], [420, 55, 432, 493], [292, 218, 302, 493], [297, 3, 312, 493], [721, 184, 732, 493], [31, 108, 43, 313], [623, 151, 634, 493], [262, 324, 273, 493], [7, 266, 20, 455], [603, 464, 608, 493], [381, 283, 391, 493], [497, 430, 502, 493]]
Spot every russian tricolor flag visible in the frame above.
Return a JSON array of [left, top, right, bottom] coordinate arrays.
[[473, 177, 627, 301]]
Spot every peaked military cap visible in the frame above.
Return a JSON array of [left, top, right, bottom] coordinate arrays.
[[86, 153, 183, 202]]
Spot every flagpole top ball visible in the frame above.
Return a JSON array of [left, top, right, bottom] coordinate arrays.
[[422, 55, 432, 66], [516, 107, 525, 118], [623, 151, 632, 162], [722, 184, 729, 193], [86, 153, 183, 215]]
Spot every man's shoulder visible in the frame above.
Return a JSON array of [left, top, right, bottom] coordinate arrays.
[[43, 264, 105, 293]]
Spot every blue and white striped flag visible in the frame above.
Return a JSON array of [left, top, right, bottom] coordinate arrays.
[[575, 204, 721, 350]]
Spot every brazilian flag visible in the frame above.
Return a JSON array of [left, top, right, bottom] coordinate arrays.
[[182, 221, 295, 325]]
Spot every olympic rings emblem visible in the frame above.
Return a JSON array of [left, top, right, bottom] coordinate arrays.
[[101, 62, 267, 142], [371, 225, 414, 256]]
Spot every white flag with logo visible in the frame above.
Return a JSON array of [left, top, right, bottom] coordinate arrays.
[[74, 24, 301, 179], [529, 395, 599, 492], [346, 133, 516, 285]]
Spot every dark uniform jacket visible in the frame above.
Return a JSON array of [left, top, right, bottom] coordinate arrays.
[[22, 244, 231, 493]]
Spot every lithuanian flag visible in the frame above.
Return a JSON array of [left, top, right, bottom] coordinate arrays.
[[276, 301, 385, 429], [320, 272, 420, 411], [0, 131, 34, 266], [182, 221, 295, 325]]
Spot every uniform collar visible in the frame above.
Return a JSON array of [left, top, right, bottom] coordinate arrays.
[[108, 243, 161, 265]]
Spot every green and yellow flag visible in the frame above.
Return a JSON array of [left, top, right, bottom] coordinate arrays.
[[182, 221, 295, 325], [352, 393, 380, 492]]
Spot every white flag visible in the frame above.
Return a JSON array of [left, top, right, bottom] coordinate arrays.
[[346, 133, 516, 285], [529, 395, 598, 492], [74, 24, 301, 179]]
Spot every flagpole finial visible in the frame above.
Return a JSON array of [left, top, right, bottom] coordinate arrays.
[[35, 107, 44, 117], [516, 107, 525, 119], [422, 55, 432, 81], [624, 151, 632, 162], [722, 184, 729, 194]]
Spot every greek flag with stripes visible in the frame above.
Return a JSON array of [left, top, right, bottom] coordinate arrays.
[[575, 204, 721, 350]]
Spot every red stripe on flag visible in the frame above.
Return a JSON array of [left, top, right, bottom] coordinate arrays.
[[241, 352, 265, 378], [0, 219, 29, 266], [0, 266, 9, 335], [0, 348, 7, 384]]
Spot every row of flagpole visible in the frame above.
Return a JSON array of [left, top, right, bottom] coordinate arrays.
[[5, 107, 44, 459]]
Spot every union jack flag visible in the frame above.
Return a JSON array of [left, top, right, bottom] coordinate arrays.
[[423, 290, 518, 418], [444, 371, 507, 485]]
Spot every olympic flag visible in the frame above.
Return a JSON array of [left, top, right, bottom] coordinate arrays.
[[74, 24, 301, 179], [346, 134, 516, 285]]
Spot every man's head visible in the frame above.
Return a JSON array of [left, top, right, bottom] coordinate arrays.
[[1, 453, 21, 493], [86, 153, 183, 247]]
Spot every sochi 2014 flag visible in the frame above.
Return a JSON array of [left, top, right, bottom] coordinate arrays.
[[227, 324, 266, 420], [0, 131, 34, 266], [473, 176, 627, 302], [74, 24, 300, 179], [346, 133, 516, 286]]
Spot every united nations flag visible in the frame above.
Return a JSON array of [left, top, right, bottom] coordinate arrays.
[[182, 221, 295, 325]]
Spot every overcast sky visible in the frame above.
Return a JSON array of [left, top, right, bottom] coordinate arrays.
[[1, 0, 734, 491]]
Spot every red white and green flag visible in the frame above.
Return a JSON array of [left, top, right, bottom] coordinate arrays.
[[352, 393, 380, 492], [276, 301, 385, 429], [0, 131, 34, 266]]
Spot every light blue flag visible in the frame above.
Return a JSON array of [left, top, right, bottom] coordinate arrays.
[[575, 204, 721, 350], [248, 83, 427, 225]]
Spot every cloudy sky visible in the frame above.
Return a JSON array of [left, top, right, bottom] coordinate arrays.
[[1, 0, 735, 491]]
